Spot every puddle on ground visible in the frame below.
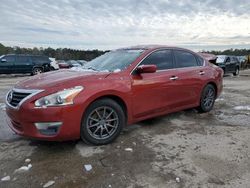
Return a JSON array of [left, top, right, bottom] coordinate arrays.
[[233, 105, 250, 111]]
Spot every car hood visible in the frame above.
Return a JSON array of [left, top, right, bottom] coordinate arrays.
[[14, 69, 111, 90]]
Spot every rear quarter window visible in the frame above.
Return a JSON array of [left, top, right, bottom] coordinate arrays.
[[32, 56, 50, 64], [197, 56, 204, 66]]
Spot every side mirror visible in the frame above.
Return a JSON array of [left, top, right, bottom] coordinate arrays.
[[1, 59, 6, 63], [136, 65, 157, 74]]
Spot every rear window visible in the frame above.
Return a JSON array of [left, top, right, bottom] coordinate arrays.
[[174, 50, 198, 68]]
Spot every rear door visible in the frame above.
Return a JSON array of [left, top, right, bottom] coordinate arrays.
[[15, 55, 33, 73], [35, 56, 51, 71], [0, 55, 15, 74], [131, 49, 180, 118], [172, 50, 205, 108], [231, 57, 238, 71]]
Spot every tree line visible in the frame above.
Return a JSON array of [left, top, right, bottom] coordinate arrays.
[[0, 43, 108, 61], [0, 43, 249, 61], [201, 48, 250, 56]]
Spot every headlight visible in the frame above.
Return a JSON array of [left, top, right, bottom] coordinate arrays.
[[35, 86, 83, 107]]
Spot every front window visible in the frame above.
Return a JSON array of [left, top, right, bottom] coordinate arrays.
[[83, 49, 144, 72], [140, 50, 174, 70], [4, 55, 15, 63]]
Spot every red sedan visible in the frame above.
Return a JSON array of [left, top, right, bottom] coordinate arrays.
[[5, 45, 223, 145]]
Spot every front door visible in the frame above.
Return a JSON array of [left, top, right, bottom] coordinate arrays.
[[131, 49, 179, 119], [0, 55, 15, 74]]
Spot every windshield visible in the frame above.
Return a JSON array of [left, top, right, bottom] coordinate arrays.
[[83, 49, 144, 72], [216, 56, 226, 63]]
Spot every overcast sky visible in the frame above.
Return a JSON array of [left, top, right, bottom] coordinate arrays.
[[0, 0, 250, 51]]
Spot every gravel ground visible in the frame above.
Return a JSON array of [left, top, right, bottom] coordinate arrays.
[[0, 70, 250, 188]]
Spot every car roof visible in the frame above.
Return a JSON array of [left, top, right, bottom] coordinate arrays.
[[117, 45, 195, 52], [5, 54, 47, 57]]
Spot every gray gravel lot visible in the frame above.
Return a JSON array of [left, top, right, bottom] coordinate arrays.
[[0, 70, 250, 188]]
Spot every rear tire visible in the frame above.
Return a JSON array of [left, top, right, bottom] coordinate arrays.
[[32, 67, 43, 75], [197, 84, 216, 113], [222, 68, 225, 76], [233, 67, 239, 76], [81, 98, 125, 145]]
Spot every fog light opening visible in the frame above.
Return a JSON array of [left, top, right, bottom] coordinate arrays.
[[34, 122, 62, 136]]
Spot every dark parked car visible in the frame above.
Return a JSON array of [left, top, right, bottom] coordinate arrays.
[[215, 55, 240, 76], [0, 54, 51, 75]]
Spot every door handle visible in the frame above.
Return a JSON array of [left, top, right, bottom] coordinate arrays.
[[170, 76, 179, 80], [199, 71, 205, 75]]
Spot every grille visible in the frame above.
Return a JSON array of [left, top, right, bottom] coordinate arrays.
[[9, 91, 31, 107]]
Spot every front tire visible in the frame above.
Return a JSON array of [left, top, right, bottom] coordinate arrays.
[[81, 98, 125, 145], [233, 67, 239, 76], [198, 84, 216, 113]]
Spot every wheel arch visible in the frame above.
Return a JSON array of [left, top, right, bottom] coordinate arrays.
[[80, 94, 127, 145], [205, 81, 218, 98], [32, 66, 44, 71], [197, 81, 218, 113], [85, 94, 129, 123]]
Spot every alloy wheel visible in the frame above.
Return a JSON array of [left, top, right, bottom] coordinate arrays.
[[33, 68, 42, 75], [203, 88, 215, 109], [86, 106, 119, 140]]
